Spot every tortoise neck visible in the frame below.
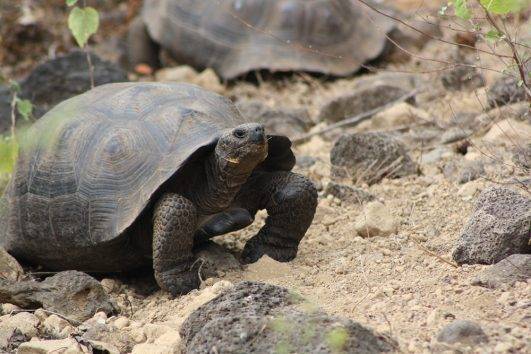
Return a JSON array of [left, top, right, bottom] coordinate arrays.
[[193, 153, 252, 214]]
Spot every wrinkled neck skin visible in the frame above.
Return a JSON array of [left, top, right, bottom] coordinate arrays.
[[192, 152, 255, 215]]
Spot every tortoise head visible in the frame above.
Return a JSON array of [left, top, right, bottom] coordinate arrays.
[[215, 123, 268, 172]]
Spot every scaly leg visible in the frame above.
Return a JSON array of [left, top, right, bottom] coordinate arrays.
[[238, 171, 317, 264], [153, 193, 198, 296]]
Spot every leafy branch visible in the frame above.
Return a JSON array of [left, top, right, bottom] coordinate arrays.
[[66, 0, 100, 88]]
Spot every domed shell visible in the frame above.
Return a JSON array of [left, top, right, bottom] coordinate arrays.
[[142, 0, 395, 79], [3, 82, 294, 254]]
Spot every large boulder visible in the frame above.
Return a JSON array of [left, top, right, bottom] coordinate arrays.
[[0, 51, 127, 133], [330, 132, 417, 185], [180, 281, 396, 354], [452, 187, 531, 265]]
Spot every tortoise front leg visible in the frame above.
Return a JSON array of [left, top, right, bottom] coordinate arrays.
[[153, 193, 199, 296], [127, 16, 161, 71], [239, 171, 317, 264]]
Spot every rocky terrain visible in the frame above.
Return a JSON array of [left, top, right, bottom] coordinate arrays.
[[0, 0, 530, 353]]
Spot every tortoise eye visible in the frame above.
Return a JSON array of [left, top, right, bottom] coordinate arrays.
[[233, 128, 246, 139]]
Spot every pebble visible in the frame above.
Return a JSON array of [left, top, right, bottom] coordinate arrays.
[[354, 201, 397, 237], [112, 316, 130, 330]]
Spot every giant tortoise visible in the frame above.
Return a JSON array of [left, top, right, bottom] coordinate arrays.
[[127, 0, 395, 79], [1, 82, 317, 295]]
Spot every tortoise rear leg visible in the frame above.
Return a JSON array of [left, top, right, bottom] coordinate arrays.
[[153, 193, 199, 296], [239, 171, 317, 264], [127, 16, 161, 71]]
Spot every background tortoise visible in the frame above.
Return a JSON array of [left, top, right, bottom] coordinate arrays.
[[127, 0, 395, 79], [0, 82, 317, 295]]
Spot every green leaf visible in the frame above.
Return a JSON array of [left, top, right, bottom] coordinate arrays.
[[16, 99, 33, 120], [455, 0, 471, 20], [480, 0, 528, 14], [485, 29, 502, 42], [66, 0, 78, 6], [68, 6, 99, 47]]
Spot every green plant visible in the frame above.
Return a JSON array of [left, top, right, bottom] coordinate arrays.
[[66, 0, 100, 88], [441, 0, 531, 99], [325, 327, 349, 353]]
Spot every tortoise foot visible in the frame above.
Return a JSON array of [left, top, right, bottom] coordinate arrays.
[[241, 237, 297, 264], [155, 267, 199, 297]]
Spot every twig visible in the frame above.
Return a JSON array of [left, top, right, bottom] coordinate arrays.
[[354, 0, 513, 59], [292, 89, 418, 143], [85, 49, 95, 89], [10, 90, 17, 139], [475, 0, 531, 100]]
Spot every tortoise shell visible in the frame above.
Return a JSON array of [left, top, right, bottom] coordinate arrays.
[[142, 0, 395, 79], [2, 82, 294, 260]]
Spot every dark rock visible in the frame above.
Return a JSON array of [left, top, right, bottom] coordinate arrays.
[[181, 281, 396, 354], [181, 281, 297, 346], [0, 270, 116, 323], [236, 100, 312, 138], [512, 144, 530, 171], [441, 64, 485, 91], [487, 75, 527, 108], [324, 182, 375, 204], [330, 132, 417, 185], [0, 51, 127, 133], [318, 84, 412, 123], [471, 254, 531, 289], [452, 187, 531, 265], [437, 320, 488, 345], [296, 155, 317, 169], [443, 160, 485, 184]]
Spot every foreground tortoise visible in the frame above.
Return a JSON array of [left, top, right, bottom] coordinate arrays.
[[1, 82, 317, 295], [127, 0, 394, 79]]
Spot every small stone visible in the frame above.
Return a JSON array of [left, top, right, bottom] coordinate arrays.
[[324, 182, 375, 204], [331, 132, 417, 185], [295, 155, 317, 169], [17, 338, 86, 354], [194, 241, 241, 279], [0, 247, 24, 281], [354, 201, 397, 237], [3, 312, 40, 338], [42, 314, 72, 337], [33, 309, 48, 322], [318, 83, 413, 123], [443, 160, 485, 184], [441, 64, 485, 91], [0, 303, 21, 315], [195, 68, 224, 93], [488, 74, 527, 107], [484, 118, 531, 146], [93, 311, 108, 323], [453, 187, 531, 265], [130, 327, 147, 343], [472, 254, 531, 289], [112, 316, 130, 330], [100, 278, 119, 293], [437, 320, 488, 345], [155, 65, 198, 82]]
